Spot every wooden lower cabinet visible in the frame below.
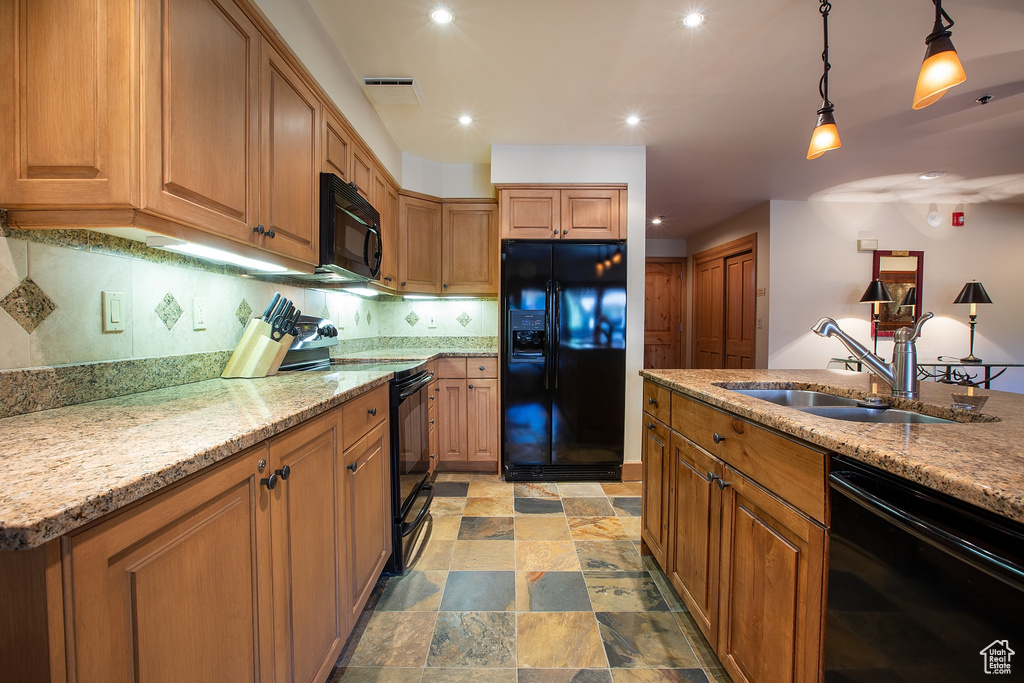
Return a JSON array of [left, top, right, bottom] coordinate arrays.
[[436, 357, 499, 471], [438, 378, 468, 463], [466, 378, 499, 463], [640, 416, 670, 568]]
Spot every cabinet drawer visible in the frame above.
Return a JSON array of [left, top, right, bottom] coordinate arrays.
[[643, 380, 671, 424], [342, 385, 388, 451], [467, 358, 497, 379], [437, 357, 467, 379], [670, 393, 827, 523]]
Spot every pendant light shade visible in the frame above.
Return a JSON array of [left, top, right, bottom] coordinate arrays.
[[807, 1, 840, 160], [912, 0, 966, 110], [860, 280, 894, 304]]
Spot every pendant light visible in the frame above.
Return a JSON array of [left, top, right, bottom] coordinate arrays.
[[807, 0, 840, 160], [912, 0, 966, 110]]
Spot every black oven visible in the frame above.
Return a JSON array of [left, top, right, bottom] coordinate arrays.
[[317, 172, 382, 282]]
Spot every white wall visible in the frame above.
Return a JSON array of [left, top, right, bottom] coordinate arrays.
[[491, 144, 646, 464], [646, 239, 687, 258], [401, 154, 494, 199], [769, 201, 1024, 393], [250, 0, 402, 180]]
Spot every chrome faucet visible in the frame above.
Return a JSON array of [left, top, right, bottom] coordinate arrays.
[[811, 312, 933, 399]]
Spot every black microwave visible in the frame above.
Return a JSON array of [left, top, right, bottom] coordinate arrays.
[[311, 172, 382, 283]]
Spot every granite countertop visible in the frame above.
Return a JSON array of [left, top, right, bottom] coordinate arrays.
[[640, 368, 1024, 524]]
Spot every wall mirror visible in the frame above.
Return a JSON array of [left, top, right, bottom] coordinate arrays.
[[872, 250, 923, 337]]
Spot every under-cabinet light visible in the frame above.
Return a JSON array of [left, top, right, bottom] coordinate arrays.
[[146, 236, 287, 272]]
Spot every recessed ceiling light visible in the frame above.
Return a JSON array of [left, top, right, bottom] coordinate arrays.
[[651, 217, 663, 225], [918, 171, 947, 180], [681, 12, 706, 28], [626, 115, 641, 126], [458, 115, 473, 125], [430, 6, 454, 24]]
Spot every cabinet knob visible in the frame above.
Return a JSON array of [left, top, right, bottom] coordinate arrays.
[[553, 229, 559, 234], [367, 407, 377, 416], [479, 366, 485, 371], [647, 422, 655, 430], [401, 281, 406, 287], [252, 224, 265, 235], [266, 228, 275, 239], [275, 465, 290, 481], [430, 454, 436, 459], [257, 458, 267, 473], [648, 397, 657, 406], [707, 471, 719, 483], [385, 276, 393, 282], [260, 473, 278, 490], [716, 478, 731, 490], [429, 394, 435, 400], [347, 462, 359, 473], [468, 384, 474, 389], [562, 229, 568, 235], [443, 283, 449, 289], [712, 432, 725, 444]]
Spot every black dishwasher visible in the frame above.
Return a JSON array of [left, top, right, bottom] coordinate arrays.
[[827, 456, 1024, 681]]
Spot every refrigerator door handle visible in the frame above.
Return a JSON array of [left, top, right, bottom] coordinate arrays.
[[544, 280, 552, 390], [553, 281, 561, 389]]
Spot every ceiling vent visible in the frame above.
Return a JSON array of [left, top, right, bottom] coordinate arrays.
[[362, 77, 423, 106]]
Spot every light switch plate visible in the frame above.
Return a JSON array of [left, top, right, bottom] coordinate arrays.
[[193, 297, 207, 330], [428, 314, 437, 328], [102, 291, 126, 332]]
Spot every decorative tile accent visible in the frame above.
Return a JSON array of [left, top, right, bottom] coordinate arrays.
[[457, 312, 472, 327], [366, 310, 372, 325], [0, 277, 57, 333], [405, 311, 420, 327], [321, 304, 330, 319], [354, 310, 361, 325], [155, 292, 183, 331], [234, 298, 252, 327]]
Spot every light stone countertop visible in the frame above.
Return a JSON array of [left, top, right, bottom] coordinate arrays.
[[641, 368, 1024, 524], [0, 349, 497, 552]]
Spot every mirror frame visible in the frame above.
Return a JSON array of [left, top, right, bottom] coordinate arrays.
[[872, 250, 924, 338]]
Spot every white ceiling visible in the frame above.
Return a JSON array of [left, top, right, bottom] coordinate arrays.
[[307, 0, 1024, 238]]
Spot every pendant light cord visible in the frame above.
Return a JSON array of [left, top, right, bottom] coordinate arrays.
[[927, 0, 954, 44], [817, 0, 834, 113]]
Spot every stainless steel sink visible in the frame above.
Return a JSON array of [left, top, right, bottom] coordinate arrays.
[[798, 406, 954, 424], [731, 389, 860, 408]]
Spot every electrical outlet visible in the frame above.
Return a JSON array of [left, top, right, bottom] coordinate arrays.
[[428, 314, 437, 328], [102, 291, 126, 332], [193, 297, 207, 330]]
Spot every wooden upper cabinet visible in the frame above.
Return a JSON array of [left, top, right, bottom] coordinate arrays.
[[322, 108, 351, 180], [378, 182, 400, 289], [397, 193, 442, 293], [499, 188, 560, 239], [442, 202, 498, 295], [350, 143, 374, 202], [561, 188, 620, 239], [141, 0, 261, 245], [0, 0, 134, 207], [259, 39, 320, 264]]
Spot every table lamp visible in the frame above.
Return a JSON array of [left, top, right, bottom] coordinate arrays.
[[899, 286, 917, 312], [860, 280, 893, 357], [953, 281, 992, 363]]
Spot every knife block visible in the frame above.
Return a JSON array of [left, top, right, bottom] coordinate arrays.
[[221, 319, 293, 378]]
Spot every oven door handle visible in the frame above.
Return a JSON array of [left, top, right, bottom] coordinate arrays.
[[398, 372, 434, 400], [830, 471, 1024, 589], [401, 482, 435, 537]]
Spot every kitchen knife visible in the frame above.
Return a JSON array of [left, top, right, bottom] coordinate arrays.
[[261, 292, 281, 322], [272, 303, 294, 340], [286, 309, 302, 336], [268, 297, 289, 326]]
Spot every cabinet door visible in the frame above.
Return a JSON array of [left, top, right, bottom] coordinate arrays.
[[260, 40, 320, 265], [343, 421, 392, 626], [65, 446, 273, 683], [268, 410, 345, 683], [640, 416, 670, 568], [428, 379, 439, 474], [717, 467, 826, 683], [442, 202, 499, 295], [437, 378, 467, 462], [499, 188, 560, 239], [350, 143, 374, 202], [0, 0, 134, 207], [466, 378, 498, 465], [560, 188, 620, 239], [397, 193, 442, 293], [322, 107, 351, 180], [141, 0, 260, 243], [377, 181, 400, 289], [668, 433, 722, 649]]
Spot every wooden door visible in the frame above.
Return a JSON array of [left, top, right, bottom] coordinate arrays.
[[667, 433, 722, 649], [350, 143, 374, 202], [65, 446, 273, 683], [437, 379, 467, 462], [442, 202, 499, 295], [260, 40, 319, 265], [343, 421, 391, 626], [378, 182, 400, 289], [322, 108, 350, 180], [141, 0, 260, 244], [724, 251, 756, 369], [644, 259, 685, 368], [466, 378, 498, 465], [268, 410, 345, 683], [560, 188, 620, 239], [397, 193, 442, 293], [0, 0, 134, 207], [717, 467, 825, 683], [499, 188, 560, 239], [693, 257, 724, 369], [640, 416, 670, 568]]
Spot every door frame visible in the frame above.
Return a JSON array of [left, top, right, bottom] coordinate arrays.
[[690, 234, 757, 369], [644, 257, 687, 369]]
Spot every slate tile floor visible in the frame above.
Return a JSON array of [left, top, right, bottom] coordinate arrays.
[[330, 473, 732, 683]]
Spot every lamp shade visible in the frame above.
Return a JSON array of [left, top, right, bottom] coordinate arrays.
[[953, 281, 993, 305], [860, 280, 894, 304], [807, 109, 841, 160], [912, 33, 966, 110], [900, 286, 918, 308]]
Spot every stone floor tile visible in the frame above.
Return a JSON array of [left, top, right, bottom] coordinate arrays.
[[517, 611, 608, 669], [406, 539, 454, 571], [516, 540, 581, 571], [575, 541, 644, 572], [435, 472, 473, 482], [514, 498, 566, 516], [519, 669, 614, 682], [558, 483, 608, 497], [611, 669, 711, 682], [450, 540, 515, 570], [563, 497, 616, 517], [376, 570, 448, 611], [427, 611, 517, 668], [421, 668, 517, 683], [328, 666, 423, 682], [430, 497, 467, 516], [433, 481, 470, 497], [619, 517, 642, 541], [568, 516, 629, 541], [601, 482, 643, 497], [515, 516, 572, 541], [425, 515, 461, 540], [645, 560, 688, 613], [672, 611, 727, 673], [516, 571, 593, 612], [467, 480, 514, 497], [464, 497, 515, 517], [458, 516, 514, 540], [439, 570, 515, 611], [596, 612, 699, 669], [469, 473, 503, 482], [584, 571, 669, 612], [347, 611, 438, 668], [514, 482, 561, 499], [611, 497, 643, 517]]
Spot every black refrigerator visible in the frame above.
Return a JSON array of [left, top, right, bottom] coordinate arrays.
[[501, 240, 627, 481]]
